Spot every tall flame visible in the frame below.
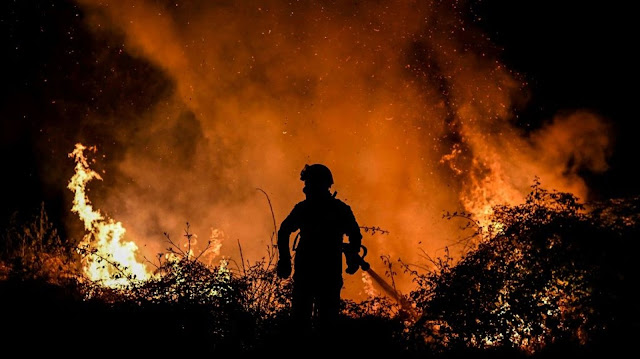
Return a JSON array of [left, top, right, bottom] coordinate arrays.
[[68, 143, 150, 286]]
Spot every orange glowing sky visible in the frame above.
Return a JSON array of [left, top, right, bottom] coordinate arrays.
[[8, 0, 611, 298], [63, 0, 615, 297]]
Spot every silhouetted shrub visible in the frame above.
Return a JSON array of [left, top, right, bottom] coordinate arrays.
[[0, 203, 80, 282], [2, 183, 637, 356], [406, 180, 639, 355]]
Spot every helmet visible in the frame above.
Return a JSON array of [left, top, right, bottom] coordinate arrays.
[[300, 164, 333, 188]]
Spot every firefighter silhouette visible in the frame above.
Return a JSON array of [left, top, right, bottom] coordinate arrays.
[[277, 164, 363, 330]]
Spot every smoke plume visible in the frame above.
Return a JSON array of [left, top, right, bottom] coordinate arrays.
[[71, 0, 610, 297]]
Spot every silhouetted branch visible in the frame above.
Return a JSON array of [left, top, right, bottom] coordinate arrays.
[[194, 239, 214, 262], [360, 226, 390, 235], [163, 232, 187, 257], [256, 188, 277, 244], [142, 254, 160, 270], [77, 244, 136, 282], [237, 238, 246, 275]]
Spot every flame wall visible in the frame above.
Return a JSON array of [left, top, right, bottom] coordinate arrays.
[[73, 0, 610, 297]]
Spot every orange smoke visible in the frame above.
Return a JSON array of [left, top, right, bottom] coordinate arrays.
[[72, 1, 610, 298]]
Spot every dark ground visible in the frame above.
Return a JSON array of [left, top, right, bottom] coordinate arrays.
[[0, 278, 633, 358]]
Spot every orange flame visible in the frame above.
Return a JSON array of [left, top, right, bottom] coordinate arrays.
[[68, 143, 151, 286]]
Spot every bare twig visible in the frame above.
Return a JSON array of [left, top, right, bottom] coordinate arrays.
[[226, 258, 243, 274], [142, 254, 160, 270], [418, 247, 439, 267], [163, 232, 187, 257], [381, 254, 398, 293], [431, 232, 480, 254], [193, 239, 213, 262], [360, 226, 390, 235], [237, 238, 246, 275], [77, 245, 135, 282], [400, 261, 430, 272], [184, 222, 192, 259], [256, 188, 277, 247]]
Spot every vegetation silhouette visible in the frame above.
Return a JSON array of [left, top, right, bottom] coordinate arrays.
[[1, 180, 637, 357]]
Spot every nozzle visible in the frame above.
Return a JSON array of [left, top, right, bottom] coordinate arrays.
[[343, 243, 371, 273], [360, 260, 370, 271]]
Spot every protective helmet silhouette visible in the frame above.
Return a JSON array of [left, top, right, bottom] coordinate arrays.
[[300, 164, 333, 188]]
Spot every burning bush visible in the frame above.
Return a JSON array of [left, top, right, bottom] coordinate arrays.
[[73, 223, 295, 354], [406, 180, 639, 355], [0, 203, 80, 283]]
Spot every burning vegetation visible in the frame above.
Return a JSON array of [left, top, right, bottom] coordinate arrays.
[[1, 144, 637, 356]]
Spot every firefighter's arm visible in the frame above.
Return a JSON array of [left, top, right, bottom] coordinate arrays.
[[276, 205, 300, 278], [345, 205, 363, 252], [344, 205, 363, 274]]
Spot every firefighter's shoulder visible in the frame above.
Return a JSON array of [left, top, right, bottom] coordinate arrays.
[[292, 200, 308, 211], [333, 197, 353, 212]]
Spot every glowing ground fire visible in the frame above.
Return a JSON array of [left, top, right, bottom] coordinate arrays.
[[67, 142, 409, 303], [68, 143, 150, 286]]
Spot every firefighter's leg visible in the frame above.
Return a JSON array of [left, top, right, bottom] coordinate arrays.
[[314, 278, 343, 339], [291, 279, 314, 332]]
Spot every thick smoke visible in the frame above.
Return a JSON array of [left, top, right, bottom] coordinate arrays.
[[73, 0, 610, 297]]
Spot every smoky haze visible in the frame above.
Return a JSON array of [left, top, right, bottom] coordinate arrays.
[[69, 0, 610, 298]]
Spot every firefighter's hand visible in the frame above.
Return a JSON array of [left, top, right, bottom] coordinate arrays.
[[344, 245, 360, 275], [277, 258, 292, 278], [345, 263, 359, 275]]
